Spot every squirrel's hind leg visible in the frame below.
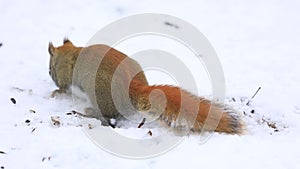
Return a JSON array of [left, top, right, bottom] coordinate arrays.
[[51, 88, 67, 97], [74, 108, 116, 128]]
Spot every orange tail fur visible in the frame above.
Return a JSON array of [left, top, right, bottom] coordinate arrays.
[[130, 81, 243, 134]]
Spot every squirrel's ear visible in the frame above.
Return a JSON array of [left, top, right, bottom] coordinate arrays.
[[48, 42, 55, 56], [63, 37, 74, 46]]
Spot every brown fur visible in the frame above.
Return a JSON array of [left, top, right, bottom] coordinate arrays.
[[49, 39, 243, 134]]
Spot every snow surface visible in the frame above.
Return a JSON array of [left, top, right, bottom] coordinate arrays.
[[1, 0, 300, 168]]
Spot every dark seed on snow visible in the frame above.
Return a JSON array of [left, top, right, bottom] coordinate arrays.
[[10, 98, 16, 104], [25, 119, 31, 123], [31, 128, 36, 133], [29, 109, 36, 113], [148, 130, 153, 136], [250, 109, 255, 114], [164, 21, 179, 29], [137, 118, 146, 128]]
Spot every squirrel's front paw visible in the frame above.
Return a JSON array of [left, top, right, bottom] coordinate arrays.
[[51, 89, 66, 97]]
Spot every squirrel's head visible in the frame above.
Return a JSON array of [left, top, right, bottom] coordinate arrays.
[[48, 38, 81, 89]]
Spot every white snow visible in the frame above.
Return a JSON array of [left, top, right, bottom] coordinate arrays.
[[1, 0, 300, 169]]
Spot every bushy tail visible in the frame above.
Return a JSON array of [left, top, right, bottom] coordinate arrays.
[[130, 82, 244, 134]]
